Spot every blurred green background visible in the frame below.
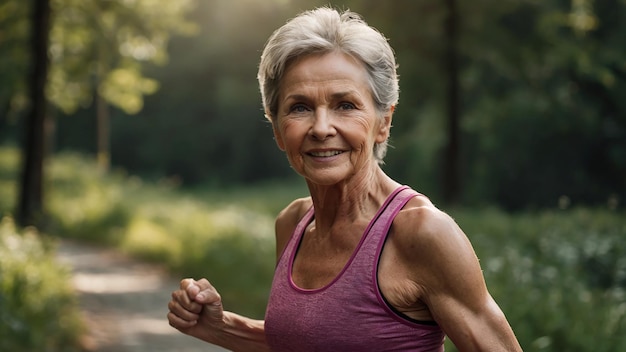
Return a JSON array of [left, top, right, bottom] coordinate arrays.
[[0, 0, 625, 351], [2, 0, 623, 208]]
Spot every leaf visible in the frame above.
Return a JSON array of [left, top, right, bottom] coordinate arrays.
[[99, 66, 159, 114]]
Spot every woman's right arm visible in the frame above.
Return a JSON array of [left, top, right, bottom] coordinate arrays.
[[168, 278, 270, 352], [168, 198, 311, 351]]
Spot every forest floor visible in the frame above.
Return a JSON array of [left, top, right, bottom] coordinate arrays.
[[56, 239, 227, 352]]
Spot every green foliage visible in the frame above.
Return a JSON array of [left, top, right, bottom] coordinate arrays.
[[2, 0, 625, 208], [30, 149, 626, 345], [46, 149, 626, 349], [0, 217, 83, 352], [447, 207, 626, 352], [45, 151, 133, 244], [3, 146, 626, 347], [58, 0, 623, 210], [0, 0, 197, 119], [41, 149, 301, 318], [457, 0, 626, 209], [0, 147, 19, 213], [47, 0, 198, 114], [0, 0, 29, 137], [101, 0, 298, 184]]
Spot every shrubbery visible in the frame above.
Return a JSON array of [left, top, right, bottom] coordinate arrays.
[[0, 217, 83, 352], [1, 146, 624, 350], [449, 207, 626, 351], [45, 151, 291, 318], [43, 151, 625, 350]]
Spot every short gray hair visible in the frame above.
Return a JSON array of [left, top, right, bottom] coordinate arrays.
[[257, 7, 399, 163]]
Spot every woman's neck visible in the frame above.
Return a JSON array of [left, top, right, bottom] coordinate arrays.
[[305, 166, 399, 233]]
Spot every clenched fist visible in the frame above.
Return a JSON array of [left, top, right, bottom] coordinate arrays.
[[167, 278, 225, 338]]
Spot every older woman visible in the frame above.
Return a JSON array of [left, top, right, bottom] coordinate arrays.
[[168, 7, 522, 352]]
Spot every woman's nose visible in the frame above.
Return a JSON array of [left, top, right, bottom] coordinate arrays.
[[309, 109, 336, 140]]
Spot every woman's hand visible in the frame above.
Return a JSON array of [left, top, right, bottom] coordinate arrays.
[[168, 278, 225, 340]]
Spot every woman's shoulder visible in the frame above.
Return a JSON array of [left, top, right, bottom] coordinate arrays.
[[276, 196, 313, 227], [389, 196, 482, 292], [392, 195, 469, 259], [274, 197, 313, 256]]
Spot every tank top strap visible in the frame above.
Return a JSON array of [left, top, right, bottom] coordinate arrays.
[[279, 186, 419, 266], [372, 186, 420, 237], [358, 186, 421, 258], [277, 205, 314, 264]]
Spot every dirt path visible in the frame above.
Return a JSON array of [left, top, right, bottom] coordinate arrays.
[[56, 239, 227, 352]]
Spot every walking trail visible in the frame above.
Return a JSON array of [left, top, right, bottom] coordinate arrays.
[[56, 239, 227, 352]]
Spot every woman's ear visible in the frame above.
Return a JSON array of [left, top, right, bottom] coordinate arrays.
[[375, 105, 394, 143]]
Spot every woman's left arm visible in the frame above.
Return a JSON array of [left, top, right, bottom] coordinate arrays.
[[399, 206, 522, 352]]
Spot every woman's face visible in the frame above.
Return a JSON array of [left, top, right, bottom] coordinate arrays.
[[272, 51, 392, 185]]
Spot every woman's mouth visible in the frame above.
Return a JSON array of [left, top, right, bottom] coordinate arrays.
[[309, 150, 344, 157]]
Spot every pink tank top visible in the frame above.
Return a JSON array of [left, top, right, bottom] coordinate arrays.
[[265, 186, 445, 351]]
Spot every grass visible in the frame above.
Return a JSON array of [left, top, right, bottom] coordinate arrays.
[[1, 146, 625, 351]]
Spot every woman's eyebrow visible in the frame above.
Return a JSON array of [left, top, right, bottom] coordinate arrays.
[[282, 90, 361, 104], [283, 94, 309, 102], [330, 90, 359, 100]]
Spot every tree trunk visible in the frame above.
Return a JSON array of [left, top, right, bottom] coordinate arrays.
[[0, 102, 8, 141], [443, 0, 461, 205], [16, 0, 51, 227], [96, 91, 110, 173]]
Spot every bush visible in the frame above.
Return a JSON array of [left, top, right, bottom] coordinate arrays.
[[0, 147, 19, 214], [45, 151, 288, 318], [46, 152, 133, 245], [4, 147, 624, 348], [0, 217, 84, 352], [118, 201, 277, 318], [447, 207, 626, 352]]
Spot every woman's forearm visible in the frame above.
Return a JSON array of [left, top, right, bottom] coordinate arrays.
[[193, 311, 270, 352]]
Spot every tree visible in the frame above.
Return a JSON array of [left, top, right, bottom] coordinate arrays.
[[0, 0, 30, 143], [16, 0, 51, 227], [9, 0, 197, 226], [443, 0, 460, 205], [457, 0, 626, 208], [47, 0, 197, 171]]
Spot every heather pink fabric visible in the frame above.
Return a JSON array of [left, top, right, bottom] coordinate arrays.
[[265, 186, 445, 351]]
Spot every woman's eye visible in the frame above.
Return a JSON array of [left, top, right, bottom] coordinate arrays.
[[339, 102, 355, 110], [290, 104, 308, 113]]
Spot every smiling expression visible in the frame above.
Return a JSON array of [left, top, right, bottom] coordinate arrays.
[[272, 51, 393, 185]]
